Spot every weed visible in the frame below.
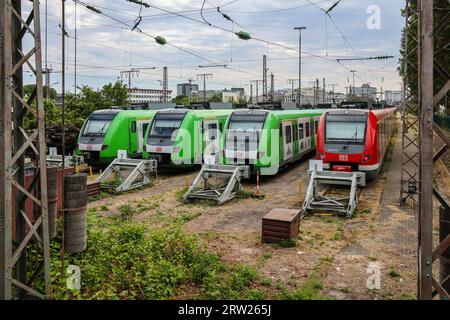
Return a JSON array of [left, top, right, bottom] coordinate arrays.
[[388, 267, 400, 278], [278, 238, 298, 248], [100, 205, 109, 211], [331, 232, 340, 241], [118, 204, 136, 221], [259, 278, 272, 287]]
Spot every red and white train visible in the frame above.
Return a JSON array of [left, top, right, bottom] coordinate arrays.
[[316, 108, 396, 179]]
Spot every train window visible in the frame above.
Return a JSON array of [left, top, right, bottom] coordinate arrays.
[[142, 123, 149, 139], [306, 123, 310, 137], [285, 125, 292, 144], [131, 121, 136, 133], [207, 123, 218, 140], [299, 124, 304, 139]]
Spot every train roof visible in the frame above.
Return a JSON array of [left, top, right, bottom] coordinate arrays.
[[325, 108, 396, 121], [91, 108, 156, 118], [231, 108, 327, 119], [155, 108, 233, 118]]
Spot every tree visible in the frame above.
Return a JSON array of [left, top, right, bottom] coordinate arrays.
[[101, 81, 128, 106], [399, 0, 449, 109], [208, 94, 222, 102], [171, 95, 188, 105], [23, 84, 57, 100]]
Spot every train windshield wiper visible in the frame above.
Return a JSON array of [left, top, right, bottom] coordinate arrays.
[[93, 121, 109, 136]]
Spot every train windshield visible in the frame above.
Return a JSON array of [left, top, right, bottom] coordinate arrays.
[[82, 114, 117, 136], [325, 114, 367, 144], [226, 114, 266, 151], [148, 113, 185, 141], [228, 114, 266, 132]]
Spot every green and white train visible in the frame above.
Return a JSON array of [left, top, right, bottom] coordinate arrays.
[[77, 107, 327, 174], [221, 109, 326, 175], [77, 109, 156, 165], [143, 108, 233, 167]]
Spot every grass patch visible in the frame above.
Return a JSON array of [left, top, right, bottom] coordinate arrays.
[[388, 267, 400, 278], [331, 232, 340, 241], [117, 204, 136, 221], [278, 238, 298, 248], [236, 189, 265, 200], [29, 211, 259, 300], [276, 256, 334, 300]]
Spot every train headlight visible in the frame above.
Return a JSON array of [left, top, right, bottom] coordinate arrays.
[[362, 154, 371, 162], [101, 145, 108, 151]]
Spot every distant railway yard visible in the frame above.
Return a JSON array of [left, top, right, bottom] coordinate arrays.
[[1, 0, 449, 304], [61, 116, 445, 300]]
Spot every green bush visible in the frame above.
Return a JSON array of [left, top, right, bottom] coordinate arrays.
[[33, 211, 259, 300]]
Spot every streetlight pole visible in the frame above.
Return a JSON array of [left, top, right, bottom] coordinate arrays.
[[294, 26, 306, 107], [350, 70, 357, 97]]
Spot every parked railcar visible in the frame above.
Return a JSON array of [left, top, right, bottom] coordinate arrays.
[[143, 108, 233, 167], [77, 109, 156, 165], [316, 108, 396, 179], [222, 109, 327, 175]]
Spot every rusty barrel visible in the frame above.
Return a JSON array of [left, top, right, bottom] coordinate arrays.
[[440, 206, 450, 299], [47, 166, 58, 240], [64, 173, 88, 253]]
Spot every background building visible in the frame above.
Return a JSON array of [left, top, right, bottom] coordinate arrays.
[[352, 84, 377, 100], [384, 90, 403, 105], [128, 87, 172, 104], [177, 83, 199, 98]]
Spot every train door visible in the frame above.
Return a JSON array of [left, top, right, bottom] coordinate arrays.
[[129, 119, 138, 154], [136, 119, 151, 154], [299, 119, 310, 151], [298, 120, 305, 152], [203, 119, 220, 164], [282, 122, 293, 161], [305, 120, 311, 150], [312, 117, 319, 147]]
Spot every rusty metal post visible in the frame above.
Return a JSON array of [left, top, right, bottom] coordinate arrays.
[[440, 206, 450, 299], [11, 0, 26, 298], [418, 0, 434, 300], [60, 0, 66, 275], [1, 0, 51, 300], [0, 0, 14, 300]]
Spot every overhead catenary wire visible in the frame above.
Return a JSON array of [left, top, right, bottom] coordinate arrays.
[[61, 0, 394, 92], [123, 0, 367, 76], [72, 0, 262, 78]]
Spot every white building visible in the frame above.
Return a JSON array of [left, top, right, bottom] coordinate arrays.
[[222, 90, 240, 103], [384, 90, 403, 105], [128, 87, 172, 104]]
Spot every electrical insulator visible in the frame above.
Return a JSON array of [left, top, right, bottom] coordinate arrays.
[[155, 36, 167, 45], [235, 31, 251, 40]]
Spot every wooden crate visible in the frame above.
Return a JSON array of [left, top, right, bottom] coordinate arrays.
[[262, 208, 300, 243]]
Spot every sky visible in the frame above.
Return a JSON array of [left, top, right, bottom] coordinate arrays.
[[26, 0, 405, 96]]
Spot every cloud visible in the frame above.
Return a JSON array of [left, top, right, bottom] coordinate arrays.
[[28, 0, 404, 94]]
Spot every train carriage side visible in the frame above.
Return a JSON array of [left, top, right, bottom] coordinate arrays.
[[144, 109, 233, 167], [77, 109, 156, 165], [222, 109, 326, 175], [316, 108, 396, 179]]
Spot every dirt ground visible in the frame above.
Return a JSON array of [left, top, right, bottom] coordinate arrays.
[[87, 118, 450, 300]]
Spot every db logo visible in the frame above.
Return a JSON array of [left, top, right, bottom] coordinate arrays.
[[87, 144, 93, 151], [156, 147, 162, 152], [339, 154, 348, 161]]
